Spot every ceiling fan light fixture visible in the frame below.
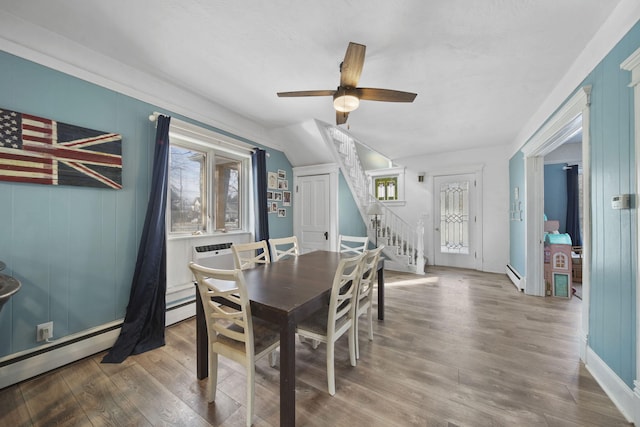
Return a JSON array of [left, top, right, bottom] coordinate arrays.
[[333, 94, 360, 113]]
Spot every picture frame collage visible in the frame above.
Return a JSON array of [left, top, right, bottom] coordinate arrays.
[[267, 169, 290, 217]]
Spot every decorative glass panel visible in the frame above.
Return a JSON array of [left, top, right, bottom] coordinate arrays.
[[374, 177, 398, 201], [440, 181, 470, 254]]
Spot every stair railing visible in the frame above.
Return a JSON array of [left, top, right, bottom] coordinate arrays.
[[316, 120, 424, 273]]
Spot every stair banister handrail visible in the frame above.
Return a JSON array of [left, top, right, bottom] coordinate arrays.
[[316, 120, 424, 274]]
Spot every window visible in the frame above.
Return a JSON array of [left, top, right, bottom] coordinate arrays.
[[167, 119, 250, 235], [374, 177, 397, 201], [169, 145, 207, 233], [367, 166, 406, 205]]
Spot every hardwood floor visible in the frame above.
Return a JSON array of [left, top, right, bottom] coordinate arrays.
[[0, 267, 630, 426]]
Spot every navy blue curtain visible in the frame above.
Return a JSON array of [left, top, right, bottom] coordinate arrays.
[[565, 165, 582, 246], [103, 115, 171, 363], [252, 149, 269, 246]]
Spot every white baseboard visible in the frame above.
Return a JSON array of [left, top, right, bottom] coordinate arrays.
[[0, 321, 121, 389], [585, 345, 638, 424], [506, 264, 524, 290], [0, 300, 196, 390]]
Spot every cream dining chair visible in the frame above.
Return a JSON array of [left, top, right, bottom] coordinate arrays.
[[268, 236, 299, 261], [231, 240, 270, 270], [354, 245, 384, 359], [338, 234, 369, 255], [188, 262, 280, 427], [295, 252, 364, 396]]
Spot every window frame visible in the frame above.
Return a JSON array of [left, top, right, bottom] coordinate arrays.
[[166, 118, 253, 237]]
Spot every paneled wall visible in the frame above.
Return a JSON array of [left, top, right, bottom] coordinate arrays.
[[583, 21, 638, 387], [509, 20, 639, 389], [0, 51, 293, 359]]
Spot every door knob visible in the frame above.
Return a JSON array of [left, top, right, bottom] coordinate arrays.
[[324, 231, 328, 240]]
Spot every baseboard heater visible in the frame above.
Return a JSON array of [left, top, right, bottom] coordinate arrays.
[[0, 300, 196, 389], [506, 264, 524, 291]]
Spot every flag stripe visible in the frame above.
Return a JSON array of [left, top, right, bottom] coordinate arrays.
[[23, 141, 122, 166]]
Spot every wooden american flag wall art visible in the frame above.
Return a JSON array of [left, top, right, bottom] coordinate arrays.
[[0, 107, 122, 189]]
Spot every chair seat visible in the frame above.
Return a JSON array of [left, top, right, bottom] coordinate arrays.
[[216, 317, 280, 355], [297, 306, 350, 337]]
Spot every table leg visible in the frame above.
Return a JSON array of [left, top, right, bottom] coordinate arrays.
[[195, 287, 208, 380], [279, 318, 296, 427], [377, 267, 384, 320]]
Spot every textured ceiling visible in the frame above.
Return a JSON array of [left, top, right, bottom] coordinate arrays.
[[0, 0, 624, 161]]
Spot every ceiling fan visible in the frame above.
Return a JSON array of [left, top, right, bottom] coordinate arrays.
[[277, 42, 417, 125]]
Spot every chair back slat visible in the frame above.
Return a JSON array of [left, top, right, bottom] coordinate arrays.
[[327, 253, 364, 334], [232, 241, 271, 270], [269, 236, 299, 261], [339, 234, 368, 255], [189, 262, 254, 353]]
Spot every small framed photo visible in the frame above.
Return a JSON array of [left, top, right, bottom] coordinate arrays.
[[274, 192, 282, 201], [278, 179, 288, 190], [278, 208, 286, 218], [266, 191, 273, 200], [278, 169, 286, 179], [283, 191, 291, 206], [268, 172, 278, 189], [271, 202, 278, 213]]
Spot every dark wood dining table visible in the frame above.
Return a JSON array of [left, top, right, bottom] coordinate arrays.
[[194, 250, 385, 427]]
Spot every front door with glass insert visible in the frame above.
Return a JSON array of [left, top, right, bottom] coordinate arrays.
[[433, 173, 477, 269]]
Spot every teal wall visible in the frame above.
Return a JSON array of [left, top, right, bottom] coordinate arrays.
[[338, 172, 367, 237], [582, 21, 637, 388], [509, 20, 639, 388], [264, 150, 294, 239], [509, 150, 526, 275], [544, 163, 568, 233], [0, 51, 293, 357]]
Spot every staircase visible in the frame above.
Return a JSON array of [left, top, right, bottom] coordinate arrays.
[[316, 120, 425, 274]]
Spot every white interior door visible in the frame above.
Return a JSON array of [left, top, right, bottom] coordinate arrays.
[[296, 174, 331, 252], [433, 173, 478, 269]]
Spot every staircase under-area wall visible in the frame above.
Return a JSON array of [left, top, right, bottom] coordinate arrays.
[[316, 120, 425, 274]]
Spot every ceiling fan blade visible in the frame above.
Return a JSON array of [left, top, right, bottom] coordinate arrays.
[[277, 90, 336, 97], [356, 88, 417, 102], [336, 110, 349, 125], [340, 42, 366, 88]]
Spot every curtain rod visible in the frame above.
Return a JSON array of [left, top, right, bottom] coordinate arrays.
[[148, 112, 268, 156]]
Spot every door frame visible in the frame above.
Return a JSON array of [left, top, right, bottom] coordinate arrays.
[[292, 163, 339, 252], [429, 165, 484, 271], [521, 85, 591, 360]]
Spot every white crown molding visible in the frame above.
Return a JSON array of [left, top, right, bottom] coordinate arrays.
[[621, 46, 640, 86], [0, 10, 283, 153], [510, 0, 640, 156]]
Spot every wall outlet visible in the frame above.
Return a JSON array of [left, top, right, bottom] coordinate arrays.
[[36, 321, 53, 342]]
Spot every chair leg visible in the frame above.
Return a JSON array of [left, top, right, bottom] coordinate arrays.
[[207, 352, 218, 402], [327, 340, 336, 396], [268, 349, 278, 367], [246, 364, 255, 427], [367, 304, 374, 341], [348, 326, 356, 367], [354, 315, 360, 360]]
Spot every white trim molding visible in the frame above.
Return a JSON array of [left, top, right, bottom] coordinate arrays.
[[521, 86, 592, 362], [585, 346, 638, 424], [621, 46, 640, 423]]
